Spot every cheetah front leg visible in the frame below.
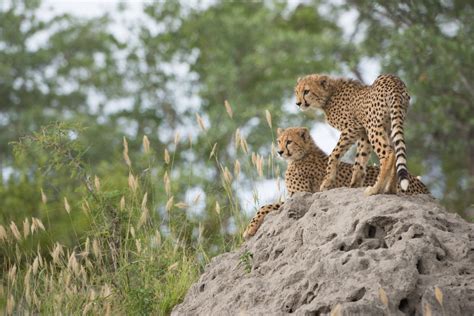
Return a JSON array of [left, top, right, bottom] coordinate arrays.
[[243, 202, 283, 240], [350, 134, 372, 188], [320, 130, 358, 191]]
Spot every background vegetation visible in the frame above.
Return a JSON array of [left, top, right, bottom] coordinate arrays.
[[1, 0, 472, 314]]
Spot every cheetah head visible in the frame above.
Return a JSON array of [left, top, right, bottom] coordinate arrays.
[[295, 74, 332, 111], [276, 127, 311, 161]]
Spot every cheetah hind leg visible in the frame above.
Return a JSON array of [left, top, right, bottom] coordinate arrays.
[[350, 136, 371, 188], [364, 151, 396, 196], [383, 157, 398, 194], [350, 164, 365, 188]]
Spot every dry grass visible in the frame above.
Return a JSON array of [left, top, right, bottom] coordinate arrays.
[[0, 106, 282, 314]]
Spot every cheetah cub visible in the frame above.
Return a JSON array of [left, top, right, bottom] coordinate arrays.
[[295, 74, 411, 196], [242, 127, 429, 239]]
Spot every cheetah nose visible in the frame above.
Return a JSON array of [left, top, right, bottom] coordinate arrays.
[[277, 150, 284, 156], [296, 102, 302, 107]]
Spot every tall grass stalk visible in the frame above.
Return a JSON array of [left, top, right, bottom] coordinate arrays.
[[1, 108, 282, 314]]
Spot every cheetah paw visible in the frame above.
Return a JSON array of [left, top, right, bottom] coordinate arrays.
[[364, 185, 380, 196], [242, 227, 256, 240], [350, 173, 365, 188], [319, 179, 333, 191], [350, 178, 363, 188]]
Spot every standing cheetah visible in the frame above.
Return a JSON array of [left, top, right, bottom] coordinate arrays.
[[295, 74, 410, 196], [242, 127, 429, 239]]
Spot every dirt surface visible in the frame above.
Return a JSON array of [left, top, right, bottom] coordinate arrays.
[[173, 188, 474, 315]]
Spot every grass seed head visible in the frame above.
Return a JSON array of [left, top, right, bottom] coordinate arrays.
[[141, 192, 148, 209], [215, 201, 221, 215], [192, 193, 201, 204], [209, 143, 218, 159], [234, 129, 241, 149], [164, 148, 171, 164], [81, 200, 91, 214], [175, 202, 188, 209], [378, 287, 389, 307], [234, 159, 241, 177], [0, 224, 7, 242], [240, 137, 249, 153], [224, 100, 233, 118], [223, 167, 233, 184], [168, 262, 179, 271], [163, 171, 171, 196], [8, 265, 17, 283], [195, 113, 206, 131], [64, 197, 71, 214], [83, 302, 93, 316], [24, 266, 32, 289], [123, 137, 131, 167], [23, 218, 30, 238], [139, 205, 149, 228], [85, 237, 90, 254], [92, 239, 101, 258], [174, 131, 181, 145], [135, 239, 142, 253], [6, 294, 14, 315], [10, 222, 21, 241], [94, 175, 101, 191], [256, 155, 264, 177], [31, 217, 45, 232], [119, 196, 125, 211], [265, 109, 272, 128], [143, 135, 150, 154], [251, 152, 257, 166], [434, 286, 443, 306], [128, 172, 138, 193], [32, 256, 40, 275], [166, 196, 174, 212], [101, 284, 112, 298], [51, 243, 64, 264], [40, 188, 48, 204]]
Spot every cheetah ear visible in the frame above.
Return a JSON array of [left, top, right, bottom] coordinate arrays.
[[297, 76, 302, 83], [320, 79, 327, 89], [300, 128, 308, 140], [277, 128, 284, 136]]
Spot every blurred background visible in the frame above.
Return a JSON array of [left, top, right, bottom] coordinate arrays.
[[0, 0, 472, 313]]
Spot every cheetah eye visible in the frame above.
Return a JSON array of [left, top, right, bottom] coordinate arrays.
[[303, 89, 309, 95], [286, 140, 292, 145]]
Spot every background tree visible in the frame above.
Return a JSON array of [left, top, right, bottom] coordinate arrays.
[[0, 0, 125, 167], [0, 0, 125, 244]]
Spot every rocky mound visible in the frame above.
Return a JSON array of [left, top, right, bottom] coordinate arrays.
[[173, 188, 474, 315]]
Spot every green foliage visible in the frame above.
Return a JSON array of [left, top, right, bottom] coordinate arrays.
[[239, 250, 253, 273], [0, 0, 124, 166], [0, 123, 225, 314]]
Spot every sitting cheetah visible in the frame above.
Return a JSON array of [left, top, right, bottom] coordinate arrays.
[[242, 127, 429, 239], [295, 74, 411, 196]]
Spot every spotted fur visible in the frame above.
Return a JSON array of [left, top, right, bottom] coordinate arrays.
[[242, 127, 429, 239], [295, 74, 411, 196]]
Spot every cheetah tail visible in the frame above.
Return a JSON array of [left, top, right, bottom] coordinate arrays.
[[390, 94, 410, 191]]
